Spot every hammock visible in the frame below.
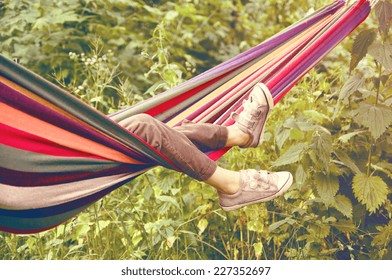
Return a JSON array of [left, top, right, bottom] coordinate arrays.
[[0, 0, 371, 234]]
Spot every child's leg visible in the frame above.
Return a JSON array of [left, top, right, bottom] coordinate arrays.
[[119, 114, 223, 182], [173, 120, 227, 152], [173, 120, 249, 152]]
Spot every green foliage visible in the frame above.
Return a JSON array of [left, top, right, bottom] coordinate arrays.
[[354, 103, 392, 140], [350, 29, 377, 71], [0, 0, 328, 96], [272, 143, 308, 167], [353, 174, 389, 213], [374, 0, 392, 38], [338, 0, 392, 221], [0, 0, 391, 260]]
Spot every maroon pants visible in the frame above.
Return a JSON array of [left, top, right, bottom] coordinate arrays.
[[119, 114, 228, 181]]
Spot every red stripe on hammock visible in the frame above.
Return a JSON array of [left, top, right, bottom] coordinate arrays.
[[0, 122, 108, 160]]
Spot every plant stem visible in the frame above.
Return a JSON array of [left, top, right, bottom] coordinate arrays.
[[367, 61, 383, 176], [367, 144, 373, 177], [375, 62, 382, 106]]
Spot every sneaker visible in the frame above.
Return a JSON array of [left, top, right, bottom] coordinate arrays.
[[231, 83, 274, 148], [218, 169, 293, 211]]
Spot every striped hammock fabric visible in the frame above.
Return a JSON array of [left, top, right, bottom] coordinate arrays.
[[0, 0, 371, 234]]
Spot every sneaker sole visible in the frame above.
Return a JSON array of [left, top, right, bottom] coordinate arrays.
[[220, 172, 293, 211]]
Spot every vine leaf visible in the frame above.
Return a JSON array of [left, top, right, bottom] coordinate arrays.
[[353, 173, 388, 213], [354, 103, 392, 140], [375, 0, 392, 38], [350, 29, 377, 72]]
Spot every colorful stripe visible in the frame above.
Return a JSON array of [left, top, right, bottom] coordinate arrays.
[[0, 0, 370, 234]]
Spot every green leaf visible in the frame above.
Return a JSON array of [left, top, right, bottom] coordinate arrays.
[[310, 131, 332, 171], [143, 5, 164, 16], [144, 184, 154, 201], [268, 217, 295, 232], [97, 220, 110, 230], [334, 150, 362, 174], [350, 29, 377, 71], [272, 143, 307, 167], [338, 130, 365, 143], [307, 222, 330, 239], [353, 173, 389, 213], [197, 218, 208, 235], [375, 162, 392, 179], [165, 10, 179, 21], [375, 0, 392, 37], [331, 195, 353, 218], [132, 231, 143, 247], [354, 103, 392, 140], [166, 236, 177, 248], [303, 110, 330, 123], [157, 195, 180, 210], [332, 219, 357, 233], [32, 18, 51, 31], [372, 220, 392, 247], [315, 173, 339, 205], [284, 118, 321, 132], [368, 41, 392, 72], [156, 173, 178, 194], [295, 164, 307, 190], [74, 224, 90, 237], [95, 220, 111, 237], [290, 128, 304, 140], [247, 218, 265, 233], [339, 73, 365, 103], [253, 242, 264, 259], [52, 11, 80, 24], [274, 124, 290, 149]]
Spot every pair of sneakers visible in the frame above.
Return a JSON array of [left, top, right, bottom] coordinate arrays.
[[218, 83, 293, 211]]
